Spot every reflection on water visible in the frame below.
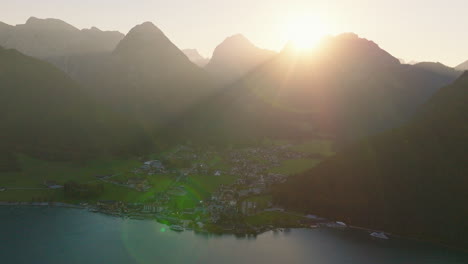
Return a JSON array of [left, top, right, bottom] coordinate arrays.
[[1, 207, 467, 264]]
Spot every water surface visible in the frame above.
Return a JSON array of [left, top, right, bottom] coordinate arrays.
[[1, 207, 467, 264]]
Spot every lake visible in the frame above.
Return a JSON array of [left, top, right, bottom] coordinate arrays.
[[1, 207, 467, 264]]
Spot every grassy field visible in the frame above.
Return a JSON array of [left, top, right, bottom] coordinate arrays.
[[0, 155, 141, 188], [269, 158, 321, 175], [0, 155, 157, 202], [0, 154, 237, 204]]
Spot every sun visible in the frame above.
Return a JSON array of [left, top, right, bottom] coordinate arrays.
[[285, 15, 327, 51]]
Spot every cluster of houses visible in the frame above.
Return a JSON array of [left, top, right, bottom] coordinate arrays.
[[87, 144, 311, 229], [132, 160, 165, 175]]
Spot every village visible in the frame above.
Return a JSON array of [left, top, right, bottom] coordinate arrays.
[[0, 141, 391, 239], [0, 142, 337, 234], [80, 144, 329, 234]]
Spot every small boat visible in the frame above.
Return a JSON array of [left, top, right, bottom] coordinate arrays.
[[370, 232, 389, 240], [170, 225, 184, 232], [335, 221, 347, 227], [309, 224, 319, 228]]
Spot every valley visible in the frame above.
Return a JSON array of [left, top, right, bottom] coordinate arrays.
[[0, 139, 333, 233]]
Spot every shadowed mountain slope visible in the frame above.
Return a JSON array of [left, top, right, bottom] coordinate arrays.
[[273, 72, 468, 249], [0, 46, 155, 170], [49, 22, 217, 134]]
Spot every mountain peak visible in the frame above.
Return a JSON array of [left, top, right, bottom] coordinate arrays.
[[127, 21, 163, 35], [114, 22, 170, 56], [281, 32, 400, 67], [89, 26, 101, 32], [217, 34, 254, 50], [24, 17, 77, 31], [113, 21, 190, 67], [205, 34, 276, 83]]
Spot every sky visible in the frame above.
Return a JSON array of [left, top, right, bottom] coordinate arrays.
[[2, 0, 467, 66]]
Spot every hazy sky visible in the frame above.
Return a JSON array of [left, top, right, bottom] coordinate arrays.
[[2, 0, 467, 66]]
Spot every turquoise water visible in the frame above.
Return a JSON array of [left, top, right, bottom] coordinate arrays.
[[1, 207, 467, 264]]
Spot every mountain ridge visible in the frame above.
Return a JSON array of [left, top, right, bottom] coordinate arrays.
[[0, 17, 124, 58], [455, 60, 468, 71]]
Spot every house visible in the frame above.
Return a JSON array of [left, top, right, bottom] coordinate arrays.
[[214, 170, 222, 176]]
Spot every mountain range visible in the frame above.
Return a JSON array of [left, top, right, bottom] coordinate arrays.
[[0, 18, 462, 150], [0, 17, 123, 58], [80, 22, 217, 126], [175, 33, 460, 144]]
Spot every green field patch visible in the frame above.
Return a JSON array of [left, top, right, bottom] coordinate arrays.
[[0, 155, 142, 188], [186, 174, 237, 198], [269, 158, 320, 175]]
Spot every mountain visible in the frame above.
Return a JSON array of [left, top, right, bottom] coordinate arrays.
[[53, 22, 217, 134], [0, 46, 99, 167], [175, 33, 458, 144], [455, 60, 468, 71], [205, 34, 276, 83], [183, 49, 210, 67], [0, 46, 155, 170], [273, 72, 468, 249], [413, 62, 461, 79], [0, 17, 124, 58]]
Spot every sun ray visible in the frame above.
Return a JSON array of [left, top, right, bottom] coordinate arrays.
[[285, 15, 327, 52]]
